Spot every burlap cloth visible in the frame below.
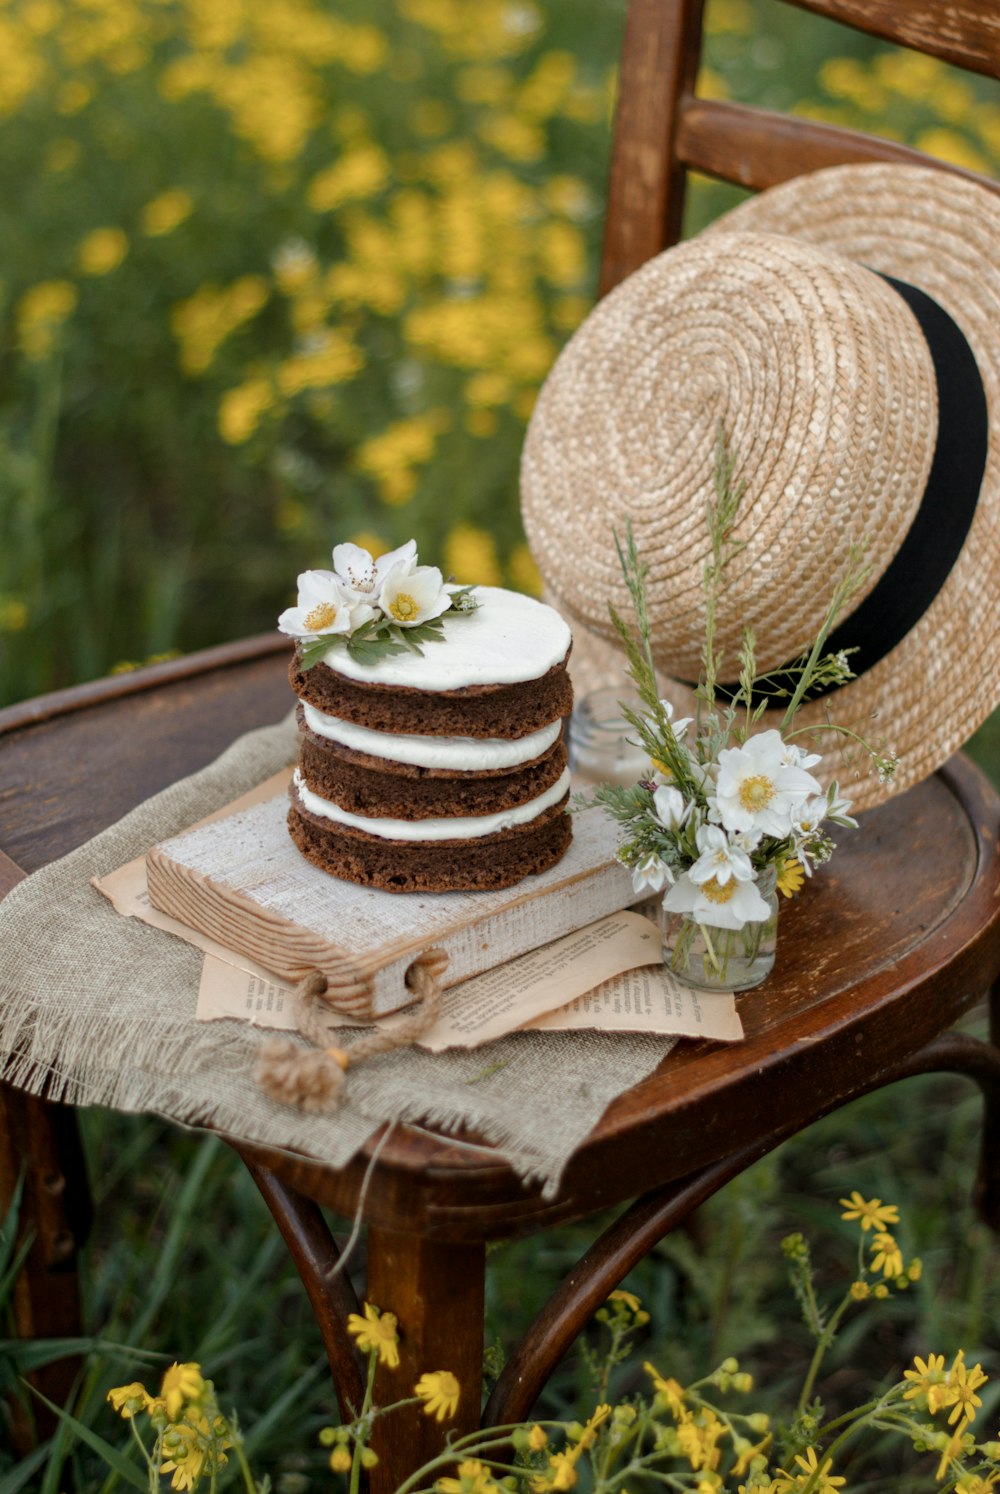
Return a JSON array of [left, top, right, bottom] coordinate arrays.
[[0, 717, 674, 1198]]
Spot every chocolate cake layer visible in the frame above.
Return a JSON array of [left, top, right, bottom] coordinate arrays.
[[288, 790, 572, 893], [290, 649, 573, 739], [298, 730, 568, 818], [295, 704, 566, 781]]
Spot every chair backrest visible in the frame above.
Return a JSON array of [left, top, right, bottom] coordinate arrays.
[[600, 0, 1000, 295]]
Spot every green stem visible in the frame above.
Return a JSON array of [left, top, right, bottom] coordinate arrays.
[[231, 1430, 259, 1494], [350, 1351, 378, 1494], [796, 1291, 854, 1416]]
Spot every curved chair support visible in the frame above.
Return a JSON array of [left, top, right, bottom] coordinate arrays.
[[240, 1155, 366, 1418], [484, 1136, 772, 1427]]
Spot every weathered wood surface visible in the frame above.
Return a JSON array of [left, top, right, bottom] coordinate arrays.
[[146, 797, 633, 1015], [601, 0, 1000, 293]]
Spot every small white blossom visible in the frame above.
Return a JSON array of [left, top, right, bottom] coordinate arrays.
[[688, 823, 755, 887], [332, 539, 417, 606], [632, 854, 673, 896], [715, 729, 821, 838], [663, 869, 771, 931], [379, 560, 452, 628], [652, 785, 691, 832], [277, 570, 353, 639]]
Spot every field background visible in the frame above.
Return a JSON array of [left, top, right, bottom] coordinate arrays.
[[2, 1, 1000, 1489]]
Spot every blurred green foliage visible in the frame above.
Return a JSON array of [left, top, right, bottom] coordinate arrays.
[[0, 0, 998, 755]]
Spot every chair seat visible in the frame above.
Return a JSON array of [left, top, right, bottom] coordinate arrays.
[[3, 640, 998, 1240]]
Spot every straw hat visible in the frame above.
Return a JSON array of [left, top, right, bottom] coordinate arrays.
[[521, 163, 999, 809]]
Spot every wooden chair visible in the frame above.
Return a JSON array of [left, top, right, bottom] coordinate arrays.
[[4, 2, 1000, 1485]]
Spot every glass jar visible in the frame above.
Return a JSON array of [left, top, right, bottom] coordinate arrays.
[[662, 890, 779, 991], [568, 686, 648, 787]]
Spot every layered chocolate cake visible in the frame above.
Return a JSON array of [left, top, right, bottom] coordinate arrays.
[[286, 585, 574, 893]]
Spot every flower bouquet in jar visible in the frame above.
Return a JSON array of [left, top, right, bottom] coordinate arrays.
[[587, 433, 897, 991]]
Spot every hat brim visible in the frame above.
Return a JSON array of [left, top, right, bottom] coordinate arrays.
[[690, 163, 1000, 809]]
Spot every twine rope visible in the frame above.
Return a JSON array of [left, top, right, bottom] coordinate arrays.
[[255, 949, 449, 1114]]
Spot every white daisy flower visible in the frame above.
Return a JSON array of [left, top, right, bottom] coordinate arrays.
[[379, 560, 452, 628], [663, 869, 771, 931], [631, 854, 673, 896], [715, 729, 821, 838], [277, 570, 353, 639], [688, 823, 754, 887]]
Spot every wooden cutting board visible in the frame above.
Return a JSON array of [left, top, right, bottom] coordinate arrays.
[[146, 795, 635, 1016]]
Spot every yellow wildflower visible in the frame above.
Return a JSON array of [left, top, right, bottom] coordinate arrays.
[[916, 128, 991, 175], [947, 1351, 988, 1426], [776, 858, 805, 898], [576, 1403, 611, 1449], [645, 1362, 687, 1419], [527, 1424, 549, 1449], [329, 1446, 352, 1472], [347, 1302, 400, 1368], [869, 1230, 904, 1279], [437, 1458, 500, 1493], [17, 279, 77, 361], [532, 1451, 578, 1491], [160, 1362, 206, 1421], [849, 1280, 870, 1301], [218, 378, 276, 445], [172, 276, 269, 375], [608, 1288, 642, 1314], [309, 143, 390, 212], [143, 189, 195, 238], [838, 1191, 900, 1232], [415, 1370, 460, 1421], [445, 523, 501, 586], [676, 1410, 724, 1472], [777, 1446, 845, 1492], [107, 1381, 153, 1418], [78, 227, 128, 276], [903, 1352, 955, 1414]]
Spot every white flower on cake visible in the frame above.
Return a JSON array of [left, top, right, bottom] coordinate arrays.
[[277, 570, 352, 639], [379, 561, 452, 628], [714, 729, 821, 838], [663, 869, 772, 931], [278, 536, 479, 669], [332, 539, 416, 606]]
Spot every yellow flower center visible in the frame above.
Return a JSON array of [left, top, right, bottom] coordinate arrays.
[[304, 601, 337, 631], [389, 590, 418, 622], [739, 774, 775, 813], [700, 876, 735, 905]]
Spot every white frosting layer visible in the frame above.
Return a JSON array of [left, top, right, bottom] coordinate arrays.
[[293, 767, 571, 841], [302, 702, 563, 771], [319, 586, 571, 690]]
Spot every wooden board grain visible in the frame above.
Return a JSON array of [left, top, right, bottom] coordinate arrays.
[[146, 796, 635, 1016]]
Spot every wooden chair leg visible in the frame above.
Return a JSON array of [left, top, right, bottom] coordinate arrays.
[[367, 1227, 485, 1492], [238, 1154, 367, 1419], [0, 1082, 90, 1451]]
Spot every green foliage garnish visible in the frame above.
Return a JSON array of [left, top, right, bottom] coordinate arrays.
[[298, 586, 479, 671]]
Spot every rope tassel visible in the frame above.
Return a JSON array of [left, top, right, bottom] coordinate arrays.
[[255, 950, 449, 1113]]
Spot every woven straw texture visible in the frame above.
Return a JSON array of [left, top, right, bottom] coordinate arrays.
[[0, 717, 673, 1198], [523, 164, 1000, 811]]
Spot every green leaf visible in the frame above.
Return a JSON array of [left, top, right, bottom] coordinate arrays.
[[22, 1384, 149, 1492]]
